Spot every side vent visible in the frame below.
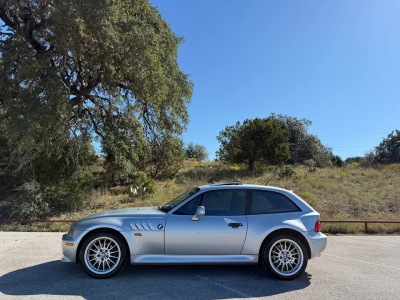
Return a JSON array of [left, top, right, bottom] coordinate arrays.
[[129, 223, 163, 231]]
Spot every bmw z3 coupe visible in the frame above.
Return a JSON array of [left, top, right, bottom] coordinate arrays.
[[62, 182, 327, 280]]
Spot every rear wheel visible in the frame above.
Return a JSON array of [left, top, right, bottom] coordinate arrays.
[[262, 234, 308, 280], [79, 231, 127, 279]]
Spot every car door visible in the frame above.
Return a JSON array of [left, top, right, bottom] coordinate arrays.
[[165, 189, 248, 255]]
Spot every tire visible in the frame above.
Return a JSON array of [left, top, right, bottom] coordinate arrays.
[[79, 231, 127, 279], [261, 234, 308, 280]]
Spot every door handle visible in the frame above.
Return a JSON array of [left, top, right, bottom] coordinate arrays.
[[228, 223, 243, 228]]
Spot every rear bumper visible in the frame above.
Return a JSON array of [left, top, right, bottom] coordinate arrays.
[[305, 232, 327, 258]]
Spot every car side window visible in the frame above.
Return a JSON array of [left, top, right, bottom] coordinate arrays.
[[250, 191, 300, 214], [173, 195, 201, 215], [201, 189, 246, 216]]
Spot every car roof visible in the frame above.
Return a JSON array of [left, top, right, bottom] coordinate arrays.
[[197, 183, 292, 193]]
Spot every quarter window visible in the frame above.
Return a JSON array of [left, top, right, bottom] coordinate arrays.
[[250, 191, 300, 214], [201, 189, 246, 216]]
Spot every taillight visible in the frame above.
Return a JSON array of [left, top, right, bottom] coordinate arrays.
[[314, 220, 321, 232]]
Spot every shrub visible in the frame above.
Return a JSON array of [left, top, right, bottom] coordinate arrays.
[[303, 159, 317, 169], [300, 192, 316, 201], [130, 177, 157, 198], [275, 165, 296, 178], [10, 180, 50, 219], [254, 161, 269, 171], [300, 192, 317, 206], [331, 155, 344, 167], [385, 163, 400, 173], [347, 162, 360, 169], [360, 151, 376, 168], [185, 143, 209, 162], [9, 169, 94, 219], [228, 165, 241, 171], [375, 129, 400, 164]]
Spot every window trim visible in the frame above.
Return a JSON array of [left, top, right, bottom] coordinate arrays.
[[247, 189, 302, 215]]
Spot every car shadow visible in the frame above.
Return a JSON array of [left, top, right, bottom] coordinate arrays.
[[0, 261, 311, 299]]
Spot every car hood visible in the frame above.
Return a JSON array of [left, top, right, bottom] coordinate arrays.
[[79, 206, 165, 221]]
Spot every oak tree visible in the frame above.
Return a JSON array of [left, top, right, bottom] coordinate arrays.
[[0, 0, 193, 184], [217, 117, 290, 171]]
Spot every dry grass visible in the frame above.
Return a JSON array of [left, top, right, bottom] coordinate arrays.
[[1, 162, 400, 234]]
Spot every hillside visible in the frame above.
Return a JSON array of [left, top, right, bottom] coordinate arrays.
[[1, 162, 400, 234]]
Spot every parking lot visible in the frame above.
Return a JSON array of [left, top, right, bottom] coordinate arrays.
[[0, 232, 399, 300]]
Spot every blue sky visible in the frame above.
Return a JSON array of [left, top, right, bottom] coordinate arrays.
[[150, 0, 400, 160]]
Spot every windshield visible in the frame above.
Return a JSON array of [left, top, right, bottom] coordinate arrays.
[[158, 187, 200, 213]]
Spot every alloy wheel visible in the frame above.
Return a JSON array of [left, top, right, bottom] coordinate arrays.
[[84, 237, 121, 275], [268, 238, 304, 276]]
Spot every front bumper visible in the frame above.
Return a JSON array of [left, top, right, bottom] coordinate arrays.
[[305, 231, 327, 258], [61, 230, 86, 263]]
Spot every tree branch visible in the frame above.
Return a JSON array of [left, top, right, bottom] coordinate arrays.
[[82, 108, 105, 139], [0, 8, 16, 29]]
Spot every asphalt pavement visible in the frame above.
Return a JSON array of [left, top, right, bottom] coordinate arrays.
[[0, 232, 399, 300]]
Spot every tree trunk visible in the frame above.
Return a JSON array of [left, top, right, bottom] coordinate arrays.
[[249, 160, 255, 171]]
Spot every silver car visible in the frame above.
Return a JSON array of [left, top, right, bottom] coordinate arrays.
[[62, 182, 327, 280]]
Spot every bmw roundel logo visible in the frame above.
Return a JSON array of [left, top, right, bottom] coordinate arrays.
[[157, 224, 164, 230]]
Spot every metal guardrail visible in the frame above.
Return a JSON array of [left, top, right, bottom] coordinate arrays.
[[0, 220, 75, 224], [1, 219, 400, 233], [321, 220, 400, 233]]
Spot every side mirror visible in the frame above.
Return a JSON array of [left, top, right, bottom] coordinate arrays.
[[191, 206, 205, 221]]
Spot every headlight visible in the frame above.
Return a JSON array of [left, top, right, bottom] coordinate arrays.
[[67, 223, 78, 237]]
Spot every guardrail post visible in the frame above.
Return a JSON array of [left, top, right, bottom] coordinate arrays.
[[365, 222, 368, 233]]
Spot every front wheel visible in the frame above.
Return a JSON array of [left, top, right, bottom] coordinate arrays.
[[79, 231, 127, 279], [262, 234, 308, 280]]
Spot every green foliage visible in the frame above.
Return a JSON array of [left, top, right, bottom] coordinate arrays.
[[274, 165, 296, 178], [141, 134, 185, 180], [300, 192, 317, 206], [347, 162, 360, 169], [375, 130, 400, 164], [359, 151, 376, 168], [228, 165, 242, 171], [385, 163, 400, 173], [0, 0, 191, 217], [10, 180, 50, 220], [271, 114, 333, 167], [185, 142, 209, 162], [345, 156, 363, 164], [217, 117, 291, 171], [331, 155, 344, 167], [54, 169, 94, 209], [9, 169, 93, 219], [303, 159, 317, 168], [300, 191, 316, 201], [130, 178, 157, 198]]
